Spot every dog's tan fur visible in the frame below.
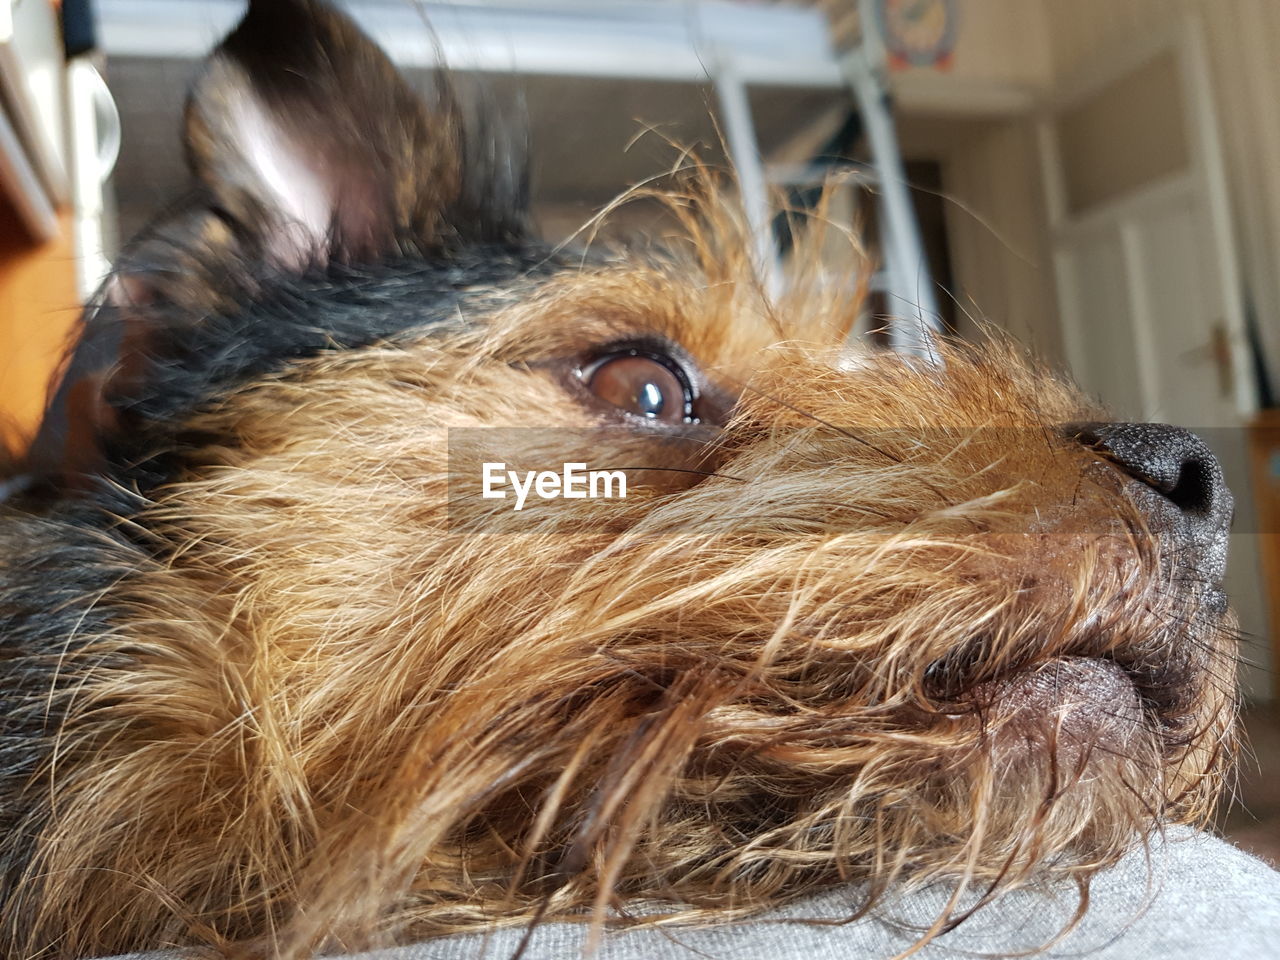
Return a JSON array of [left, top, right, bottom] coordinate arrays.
[[7, 181, 1234, 959], [0, 3, 1237, 959]]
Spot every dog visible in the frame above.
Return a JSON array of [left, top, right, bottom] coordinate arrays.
[[0, 1, 1238, 958]]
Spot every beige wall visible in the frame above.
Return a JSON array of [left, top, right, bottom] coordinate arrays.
[[890, 0, 1051, 113], [883, 4, 1064, 365], [896, 114, 1065, 365]]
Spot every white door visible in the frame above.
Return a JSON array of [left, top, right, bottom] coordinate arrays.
[[1040, 18, 1254, 425], [1038, 16, 1270, 696]]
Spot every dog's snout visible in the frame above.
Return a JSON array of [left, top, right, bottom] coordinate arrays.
[[1073, 423, 1226, 516], [1068, 422, 1232, 578]]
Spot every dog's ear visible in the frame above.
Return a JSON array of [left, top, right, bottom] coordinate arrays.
[[189, 0, 465, 265], [26, 0, 528, 486]]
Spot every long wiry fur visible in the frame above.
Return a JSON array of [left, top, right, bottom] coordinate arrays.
[[0, 182, 1237, 958], [0, 3, 1238, 958]]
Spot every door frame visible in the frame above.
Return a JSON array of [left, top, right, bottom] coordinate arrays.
[[1035, 15, 1256, 421]]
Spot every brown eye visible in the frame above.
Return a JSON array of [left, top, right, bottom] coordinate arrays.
[[584, 351, 695, 424]]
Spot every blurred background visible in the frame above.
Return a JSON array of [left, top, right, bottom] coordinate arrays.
[[0, 0, 1277, 860]]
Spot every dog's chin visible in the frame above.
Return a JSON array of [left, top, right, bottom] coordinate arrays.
[[981, 657, 1148, 760]]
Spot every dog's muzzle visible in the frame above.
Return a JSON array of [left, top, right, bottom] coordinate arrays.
[[1069, 421, 1233, 586]]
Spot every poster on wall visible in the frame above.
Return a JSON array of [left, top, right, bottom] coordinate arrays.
[[876, 0, 958, 70]]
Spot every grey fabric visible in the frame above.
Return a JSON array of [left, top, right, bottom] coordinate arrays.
[[345, 827, 1280, 960], [104, 827, 1280, 960]]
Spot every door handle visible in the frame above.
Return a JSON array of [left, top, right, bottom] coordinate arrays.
[[1178, 321, 1235, 399]]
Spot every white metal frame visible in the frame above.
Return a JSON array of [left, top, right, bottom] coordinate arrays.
[[847, 0, 942, 354], [709, 0, 944, 354], [67, 59, 121, 301], [98, 0, 845, 86], [713, 57, 784, 299]]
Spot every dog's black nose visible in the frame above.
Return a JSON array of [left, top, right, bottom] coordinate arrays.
[[1072, 423, 1227, 517], [1069, 422, 1232, 580]]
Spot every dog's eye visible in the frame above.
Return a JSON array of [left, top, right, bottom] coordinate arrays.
[[583, 350, 695, 424]]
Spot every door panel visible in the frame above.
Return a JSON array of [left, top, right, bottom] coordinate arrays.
[[1133, 196, 1233, 425], [1042, 22, 1253, 424]]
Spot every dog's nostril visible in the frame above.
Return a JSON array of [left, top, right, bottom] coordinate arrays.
[[1066, 421, 1230, 523], [1162, 457, 1214, 516]]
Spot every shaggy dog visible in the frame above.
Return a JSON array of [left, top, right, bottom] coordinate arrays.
[[0, 1, 1236, 957]]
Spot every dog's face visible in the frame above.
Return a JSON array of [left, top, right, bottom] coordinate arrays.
[[5, 1, 1236, 957]]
